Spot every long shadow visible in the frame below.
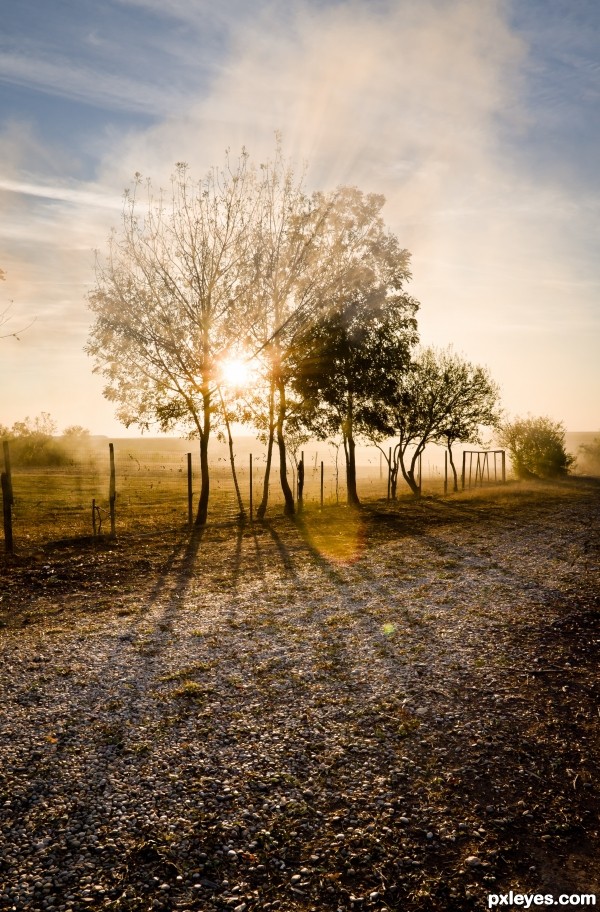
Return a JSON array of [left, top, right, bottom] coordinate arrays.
[[144, 526, 205, 610], [291, 514, 349, 586], [259, 520, 300, 579]]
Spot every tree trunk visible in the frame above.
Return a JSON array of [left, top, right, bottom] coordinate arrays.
[[342, 415, 360, 506], [195, 390, 211, 525], [398, 445, 421, 497], [276, 378, 295, 516], [221, 394, 246, 519], [257, 381, 276, 519], [390, 441, 401, 499], [447, 442, 458, 493]]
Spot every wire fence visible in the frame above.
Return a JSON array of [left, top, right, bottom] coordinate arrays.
[[1, 436, 507, 551]]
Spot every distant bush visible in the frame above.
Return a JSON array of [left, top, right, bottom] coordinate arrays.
[[0, 413, 89, 468], [498, 415, 574, 479], [578, 435, 600, 476]]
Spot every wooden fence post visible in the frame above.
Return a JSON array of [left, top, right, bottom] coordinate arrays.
[[320, 460, 324, 509], [444, 450, 448, 496], [2, 440, 13, 505], [249, 454, 253, 522], [187, 453, 193, 526], [297, 449, 304, 511], [1, 472, 13, 554], [461, 451, 466, 491], [109, 443, 116, 537], [387, 446, 391, 501], [502, 450, 506, 483]]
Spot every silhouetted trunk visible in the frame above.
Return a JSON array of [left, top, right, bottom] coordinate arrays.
[[196, 389, 211, 525], [276, 378, 295, 516], [390, 444, 400, 499], [219, 389, 245, 519], [398, 444, 421, 497], [257, 380, 276, 519], [342, 406, 360, 506], [447, 442, 458, 493]]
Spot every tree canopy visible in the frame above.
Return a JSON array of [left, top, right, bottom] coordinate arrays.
[[362, 347, 501, 496], [291, 188, 418, 504], [87, 148, 425, 519], [86, 146, 513, 517], [87, 154, 260, 524]]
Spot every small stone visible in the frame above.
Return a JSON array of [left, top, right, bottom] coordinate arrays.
[[465, 856, 482, 867]]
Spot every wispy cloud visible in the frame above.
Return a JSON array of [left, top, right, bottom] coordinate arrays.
[[0, 49, 183, 116], [1, 0, 598, 431], [0, 176, 122, 210]]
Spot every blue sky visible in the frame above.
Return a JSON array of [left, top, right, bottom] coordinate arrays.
[[1, 0, 599, 433]]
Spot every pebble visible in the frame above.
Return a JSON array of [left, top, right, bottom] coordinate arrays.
[[1, 498, 594, 910]]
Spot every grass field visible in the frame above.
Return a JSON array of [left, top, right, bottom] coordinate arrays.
[[2, 431, 596, 550]]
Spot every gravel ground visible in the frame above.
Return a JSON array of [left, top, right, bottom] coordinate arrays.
[[1, 479, 599, 911]]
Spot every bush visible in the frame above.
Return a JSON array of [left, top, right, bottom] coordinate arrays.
[[0, 413, 71, 467], [499, 415, 574, 479], [578, 435, 600, 476]]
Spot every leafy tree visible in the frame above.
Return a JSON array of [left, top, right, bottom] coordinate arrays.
[[432, 351, 501, 491], [498, 415, 574, 479], [87, 154, 259, 525], [292, 189, 418, 505], [364, 347, 501, 497]]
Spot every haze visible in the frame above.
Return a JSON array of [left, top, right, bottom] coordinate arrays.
[[1, 0, 598, 434]]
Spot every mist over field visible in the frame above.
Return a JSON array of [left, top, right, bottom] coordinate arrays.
[[1, 0, 599, 434]]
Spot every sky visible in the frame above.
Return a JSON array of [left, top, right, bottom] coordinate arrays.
[[0, 0, 599, 435]]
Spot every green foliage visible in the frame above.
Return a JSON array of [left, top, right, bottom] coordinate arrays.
[[498, 415, 574, 479], [290, 187, 419, 504], [362, 346, 501, 496]]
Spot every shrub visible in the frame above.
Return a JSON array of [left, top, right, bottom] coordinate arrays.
[[578, 435, 600, 476], [0, 413, 71, 467], [498, 415, 574, 479]]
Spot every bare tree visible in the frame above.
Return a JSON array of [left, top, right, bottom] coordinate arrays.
[[239, 146, 331, 517], [86, 154, 259, 525], [0, 269, 35, 340]]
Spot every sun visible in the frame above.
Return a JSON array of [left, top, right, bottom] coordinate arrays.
[[219, 356, 252, 389]]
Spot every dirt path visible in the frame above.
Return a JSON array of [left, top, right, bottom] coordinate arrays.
[[1, 480, 599, 911]]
